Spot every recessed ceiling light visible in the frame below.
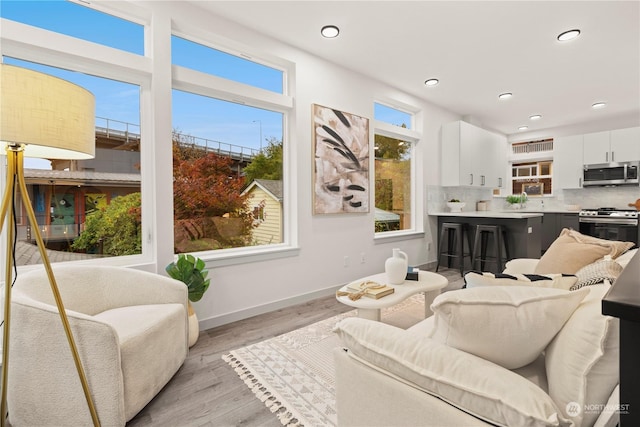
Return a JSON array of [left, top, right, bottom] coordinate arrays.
[[321, 25, 340, 38], [518, 126, 529, 131], [424, 78, 439, 87], [529, 114, 542, 120], [498, 92, 513, 100], [592, 102, 607, 109], [557, 29, 581, 42]]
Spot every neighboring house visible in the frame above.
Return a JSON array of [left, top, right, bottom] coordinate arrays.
[[241, 179, 283, 245]]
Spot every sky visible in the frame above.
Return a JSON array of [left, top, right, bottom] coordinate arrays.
[[1, 0, 409, 167]]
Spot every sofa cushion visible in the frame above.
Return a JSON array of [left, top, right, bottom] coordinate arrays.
[[612, 248, 637, 269], [334, 317, 572, 427], [535, 228, 634, 275], [464, 271, 578, 290], [545, 284, 619, 427], [428, 286, 589, 369]]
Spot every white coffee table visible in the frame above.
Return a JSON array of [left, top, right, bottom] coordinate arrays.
[[336, 271, 448, 321]]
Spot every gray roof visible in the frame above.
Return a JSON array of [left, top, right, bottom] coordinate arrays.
[[374, 207, 400, 222], [244, 179, 283, 201], [24, 168, 141, 186]]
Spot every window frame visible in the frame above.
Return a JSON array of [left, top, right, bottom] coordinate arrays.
[[1, 17, 154, 271], [170, 33, 297, 268], [372, 103, 423, 241]]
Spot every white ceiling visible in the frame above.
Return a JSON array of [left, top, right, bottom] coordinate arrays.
[[189, 1, 640, 138]]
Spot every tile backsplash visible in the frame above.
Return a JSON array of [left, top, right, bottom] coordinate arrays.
[[427, 185, 640, 212]]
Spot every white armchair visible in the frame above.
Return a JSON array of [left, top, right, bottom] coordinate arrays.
[[6, 265, 188, 427]]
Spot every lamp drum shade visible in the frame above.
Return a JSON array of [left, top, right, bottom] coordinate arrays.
[[0, 64, 95, 159]]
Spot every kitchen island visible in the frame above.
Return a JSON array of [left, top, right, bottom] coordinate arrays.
[[430, 211, 543, 266]]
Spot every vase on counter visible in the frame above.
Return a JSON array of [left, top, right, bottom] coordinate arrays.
[[385, 248, 408, 285]]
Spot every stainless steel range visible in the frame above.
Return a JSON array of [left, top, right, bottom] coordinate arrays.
[[579, 208, 639, 247]]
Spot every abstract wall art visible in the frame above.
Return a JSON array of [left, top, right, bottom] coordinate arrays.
[[312, 104, 370, 214]]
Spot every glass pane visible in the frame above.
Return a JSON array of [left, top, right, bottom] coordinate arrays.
[[374, 103, 412, 128], [172, 90, 284, 253], [0, 0, 144, 55], [517, 168, 530, 177], [540, 162, 551, 175], [172, 35, 283, 94], [3, 57, 142, 266], [374, 135, 411, 232]]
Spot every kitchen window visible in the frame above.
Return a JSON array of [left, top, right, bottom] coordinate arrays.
[[511, 161, 553, 195]]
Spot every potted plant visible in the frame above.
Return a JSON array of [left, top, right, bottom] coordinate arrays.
[[446, 198, 466, 213], [166, 254, 211, 347], [506, 193, 528, 209]]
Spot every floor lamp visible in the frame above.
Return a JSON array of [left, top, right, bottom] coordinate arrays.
[[0, 64, 100, 426]]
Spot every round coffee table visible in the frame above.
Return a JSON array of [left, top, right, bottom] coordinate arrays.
[[336, 271, 448, 321]]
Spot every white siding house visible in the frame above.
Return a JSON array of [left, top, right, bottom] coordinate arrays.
[[242, 179, 283, 245]]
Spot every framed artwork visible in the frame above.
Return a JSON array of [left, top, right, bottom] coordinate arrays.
[[522, 182, 543, 196], [312, 104, 370, 214]]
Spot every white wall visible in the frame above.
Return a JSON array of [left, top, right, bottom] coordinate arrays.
[[150, 2, 459, 328]]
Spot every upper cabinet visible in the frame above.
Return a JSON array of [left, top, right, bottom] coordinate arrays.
[[441, 121, 507, 188], [554, 135, 584, 189], [583, 127, 640, 164]]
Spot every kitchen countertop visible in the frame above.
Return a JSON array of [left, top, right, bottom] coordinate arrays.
[[429, 211, 543, 219]]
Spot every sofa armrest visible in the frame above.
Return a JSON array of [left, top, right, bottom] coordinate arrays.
[[334, 318, 570, 427], [503, 258, 540, 274]]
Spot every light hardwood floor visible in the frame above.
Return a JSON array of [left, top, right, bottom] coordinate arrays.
[[127, 268, 464, 427]]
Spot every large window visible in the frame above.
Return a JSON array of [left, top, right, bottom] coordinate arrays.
[[171, 36, 287, 255], [1, 57, 142, 266], [373, 103, 417, 234]]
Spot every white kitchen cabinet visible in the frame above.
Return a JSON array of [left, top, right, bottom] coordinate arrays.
[[610, 127, 640, 161], [554, 135, 584, 189], [441, 120, 507, 188], [583, 127, 640, 164]]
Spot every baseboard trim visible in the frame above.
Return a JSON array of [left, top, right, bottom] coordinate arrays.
[[198, 284, 343, 330]]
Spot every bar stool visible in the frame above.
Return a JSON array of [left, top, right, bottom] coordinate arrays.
[[436, 222, 473, 276], [472, 224, 510, 273]]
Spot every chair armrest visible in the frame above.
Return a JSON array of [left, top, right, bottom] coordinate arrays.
[[8, 295, 126, 426], [503, 258, 540, 274]]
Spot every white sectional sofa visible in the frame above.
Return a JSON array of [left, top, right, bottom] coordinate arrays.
[[334, 246, 636, 427]]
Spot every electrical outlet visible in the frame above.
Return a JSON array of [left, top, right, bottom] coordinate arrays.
[[344, 256, 349, 267], [360, 253, 365, 264]]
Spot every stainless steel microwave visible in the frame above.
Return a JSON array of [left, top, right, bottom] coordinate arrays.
[[583, 161, 639, 187]]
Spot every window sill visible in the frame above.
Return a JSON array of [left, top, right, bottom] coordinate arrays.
[[195, 244, 301, 268], [374, 230, 425, 244]]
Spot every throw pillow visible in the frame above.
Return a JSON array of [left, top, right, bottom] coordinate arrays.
[[545, 284, 619, 427], [428, 286, 589, 369], [464, 271, 578, 290], [535, 228, 634, 275], [334, 317, 572, 427], [571, 259, 624, 290]]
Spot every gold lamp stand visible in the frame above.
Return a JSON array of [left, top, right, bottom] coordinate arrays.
[[0, 145, 100, 427]]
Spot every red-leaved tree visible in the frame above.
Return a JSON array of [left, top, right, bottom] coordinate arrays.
[[172, 140, 254, 252]]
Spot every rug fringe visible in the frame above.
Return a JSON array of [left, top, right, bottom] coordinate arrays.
[[223, 353, 305, 426]]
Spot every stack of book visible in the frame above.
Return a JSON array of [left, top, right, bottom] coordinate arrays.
[[345, 280, 394, 299]]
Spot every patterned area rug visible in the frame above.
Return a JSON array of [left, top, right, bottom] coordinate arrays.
[[222, 294, 427, 426]]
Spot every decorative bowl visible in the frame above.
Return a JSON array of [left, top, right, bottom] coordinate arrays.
[[447, 202, 466, 213]]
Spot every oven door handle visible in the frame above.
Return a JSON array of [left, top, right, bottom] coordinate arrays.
[[579, 217, 639, 226]]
